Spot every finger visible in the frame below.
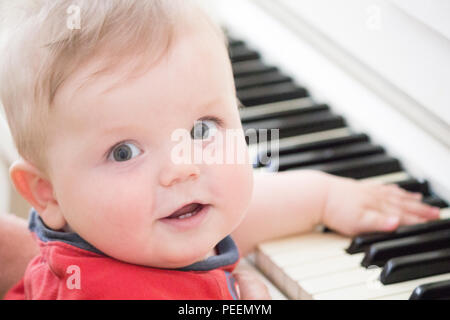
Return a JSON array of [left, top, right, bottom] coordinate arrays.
[[383, 184, 423, 201], [355, 210, 400, 234], [387, 196, 440, 219], [233, 271, 271, 300], [398, 212, 428, 225]]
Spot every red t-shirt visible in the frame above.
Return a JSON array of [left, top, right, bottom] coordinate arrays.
[[5, 209, 240, 300]]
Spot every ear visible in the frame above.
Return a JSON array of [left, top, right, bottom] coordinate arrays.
[[9, 158, 66, 230]]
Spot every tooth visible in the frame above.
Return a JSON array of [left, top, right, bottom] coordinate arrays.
[[178, 212, 193, 219]]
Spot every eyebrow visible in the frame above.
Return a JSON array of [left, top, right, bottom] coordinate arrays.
[[98, 97, 227, 136]]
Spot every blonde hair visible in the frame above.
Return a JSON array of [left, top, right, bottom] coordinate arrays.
[[0, 0, 227, 176]]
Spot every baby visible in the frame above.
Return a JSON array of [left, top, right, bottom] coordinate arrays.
[[0, 0, 440, 300]]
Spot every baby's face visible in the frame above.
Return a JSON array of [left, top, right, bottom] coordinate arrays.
[[45, 25, 254, 268]]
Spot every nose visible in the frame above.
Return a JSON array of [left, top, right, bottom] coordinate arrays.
[[159, 161, 200, 187]]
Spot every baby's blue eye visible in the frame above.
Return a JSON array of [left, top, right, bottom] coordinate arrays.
[[108, 142, 141, 162], [190, 119, 219, 140]]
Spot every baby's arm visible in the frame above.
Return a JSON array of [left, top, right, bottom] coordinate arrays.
[[232, 170, 328, 256], [0, 212, 38, 298], [233, 170, 439, 256]]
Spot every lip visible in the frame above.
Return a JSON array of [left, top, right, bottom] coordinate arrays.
[[160, 204, 210, 232]]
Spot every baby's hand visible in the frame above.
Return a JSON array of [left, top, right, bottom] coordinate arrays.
[[322, 176, 441, 236], [233, 270, 271, 300]]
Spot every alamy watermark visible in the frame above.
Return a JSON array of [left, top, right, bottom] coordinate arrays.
[[66, 5, 81, 30], [170, 124, 280, 171], [66, 265, 81, 290]]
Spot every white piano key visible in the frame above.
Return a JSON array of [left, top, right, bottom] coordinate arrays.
[[239, 97, 315, 121], [277, 128, 351, 149], [255, 209, 450, 300], [313, 272, 450, 300], [256, 233, 350, 295], [439, 207, 450, 219], [282, 253, 363, 299], [360, 171, 411, 184], [269, 241, 349, 268], [299, 267, 381, 299], [373, 292, 411, 300], [284, 253, 364, 282], [257, 232, 349, 256]]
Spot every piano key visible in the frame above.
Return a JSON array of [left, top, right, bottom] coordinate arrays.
[[313, 272, 450, 300], [257, 232, 350, 257], [258, 207, 450, 299], [237, 82, 309, 107], [299, 267, 380, 299], [235, 71, 292, 91], [282, 253, 364, 299], [243, 111, 346, 143], [374, 292, 411, 300], [422, 195, 448, 208], [361, 229, 450, 268], [232, 60, 278, 77], [230, 35, 450, 300], [247, 128, 353, 165], [239, 97, 316, 122], [409, 279, 450, 300], [288, 154, 402, 179], [256, 133, 371, 168], [269, 143, 385, 171], [360, 172, 411, 184], [346, 208, 450, 254], [380, 248, 450, 284], [228, 44, 260, 62], [276, 133, 370, 157], [256, 232, 350, 292], [273, 127, 352, 149], [227, 37, 244, 48], [395, 178, 430, 196], [245, 104, 330, 127]]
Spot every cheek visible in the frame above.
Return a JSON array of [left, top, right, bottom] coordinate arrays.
[[56, 169, 155, 242], [208, 160, 254, 226]]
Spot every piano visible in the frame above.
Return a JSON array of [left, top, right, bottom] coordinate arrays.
[[209, 0, 450, 299]]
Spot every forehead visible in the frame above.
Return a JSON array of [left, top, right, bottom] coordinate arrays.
[[49, 25, 234, 132]]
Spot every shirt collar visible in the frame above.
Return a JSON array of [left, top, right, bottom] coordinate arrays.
[[28, 207, 239, 271]]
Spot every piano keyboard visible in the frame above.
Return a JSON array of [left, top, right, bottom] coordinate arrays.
[[229, 34, 450, 300]]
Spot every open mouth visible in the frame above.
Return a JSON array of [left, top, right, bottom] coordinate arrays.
[[166, 202, 205, 220]]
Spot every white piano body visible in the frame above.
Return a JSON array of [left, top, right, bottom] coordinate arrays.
[[210, 0, 450, 299]]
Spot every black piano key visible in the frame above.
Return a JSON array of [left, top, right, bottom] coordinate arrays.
[[280, 133, 370, 156], [361, 229, 450, 267], [396, 178, 430, 196], [256, 133, 370, 167], [409, 279, 450, 300], [229, 44, 260, 63], [232, 60, 278, 78], [347, 217, 450, 254], [380, 249, 450, 285], [423, 195, 448, 208], [268, 143, 385, 171], [227, 37, 244, 48], [237, 82, 309, 107], [242, 111, 346, 143], [235, 71, 293, 91], [241, 103, 329, 123], [292, 154, 402, 179]]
